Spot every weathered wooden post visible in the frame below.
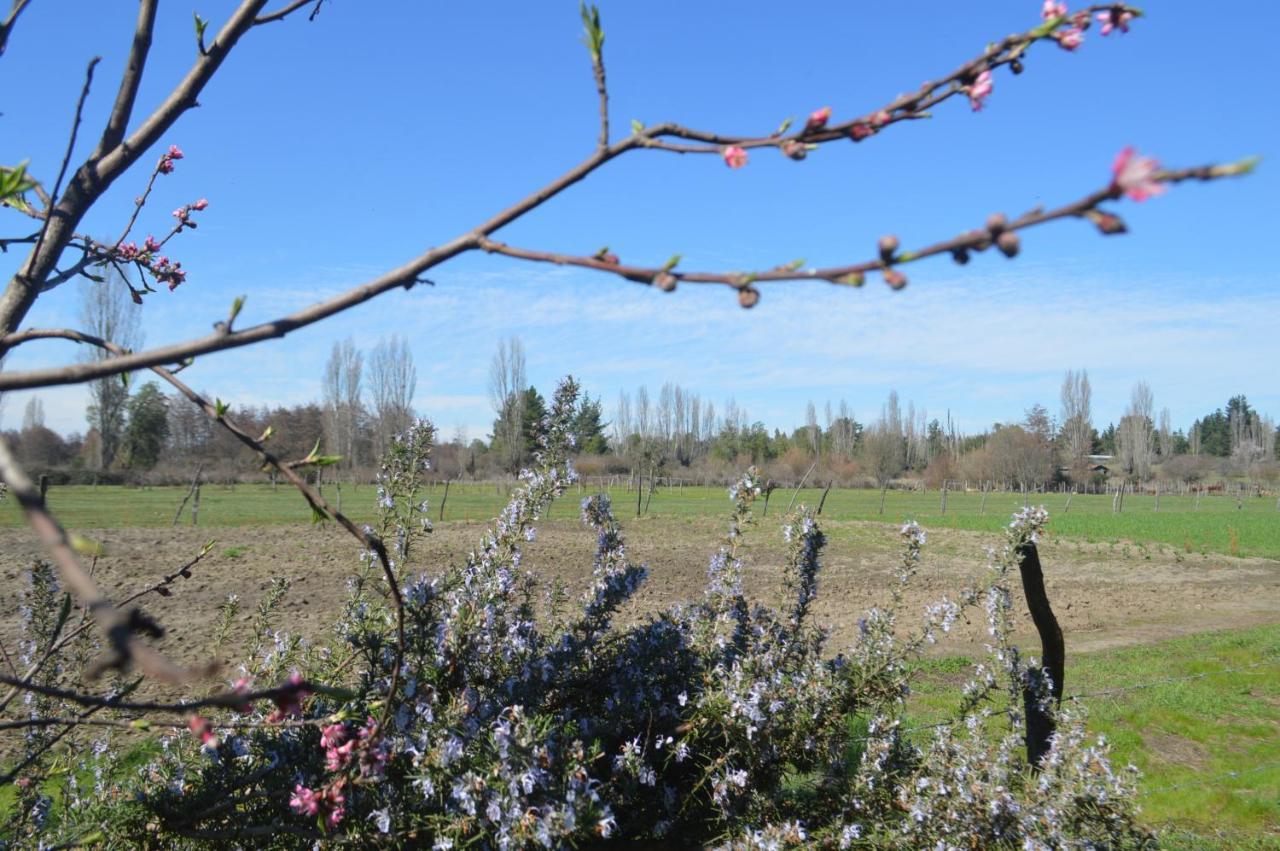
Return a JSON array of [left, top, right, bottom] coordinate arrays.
[[1016, 540, 1064, 767], [439, 479, 451, 522]]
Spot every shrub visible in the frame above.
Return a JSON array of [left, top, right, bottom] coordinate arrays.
[[4, 378, 1152, 848]]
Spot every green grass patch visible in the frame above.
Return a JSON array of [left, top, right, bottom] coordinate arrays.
[[4, 483, 1278, 559], [906, 623, 1280, 846]]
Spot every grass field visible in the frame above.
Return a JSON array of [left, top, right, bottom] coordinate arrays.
[[908, 623, 1280, 846], [4, 482, 1278, 559]]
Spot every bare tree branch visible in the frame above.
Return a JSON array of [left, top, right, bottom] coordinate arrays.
[[0, 542, 215, 715], [92, 0, 159, 158], [0, 0, 270, 337], [0, 436, 215, 683], [467, 162, 1252, 299], [0, 326, 409, 724], [0, 0, 32, 56], [0, 3, 1149, 379]]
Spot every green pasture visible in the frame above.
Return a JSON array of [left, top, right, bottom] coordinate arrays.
[[907, 623, 1280, 847], [3, 482, 1278, 559]]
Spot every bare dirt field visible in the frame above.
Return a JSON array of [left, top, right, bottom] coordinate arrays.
[[3, 515, 1278, 697]]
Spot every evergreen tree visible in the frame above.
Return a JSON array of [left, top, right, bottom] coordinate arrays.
[[122, 383, 170, 470], [573, 395, 609, 455]]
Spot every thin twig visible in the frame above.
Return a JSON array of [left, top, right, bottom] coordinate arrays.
[[474, 162, 1254, 295], [0, 327, 408, 726], [252, 0, 324, 26], [0, 541, 216, 714], [0, 437, 215, 684], [30, 57, 100, 266], [0, 670, 336, 713], [1, 155, 1252, 392]]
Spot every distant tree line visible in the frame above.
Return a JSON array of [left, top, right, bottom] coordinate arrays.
[[4, 311, 1278, 491]]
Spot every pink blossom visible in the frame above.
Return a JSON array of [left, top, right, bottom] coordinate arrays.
[[968, 69, 993, 111], [320, 723, 347, 750], [143, 236, 161, 253], [1096, 9, 1134, 35], [870, 110, 891, 127], [173, 207, 187, 220], [192, 198, 209, 211], [805, 106, 831, 131], [187, 715, 218, 749], [325, 739, 356, 772], [1110, 146, 1165, 202], [1056, 26, 1084, 51], [157, 158, 175, 175], [721, 145, 748, 169], [290, 784, 321, 817], [325, 786, 347, 828], [117, 242, 138, 260], [167, 145, 184, 160], [231, 677, 253, 713], [1041, 1, 1067, 19]]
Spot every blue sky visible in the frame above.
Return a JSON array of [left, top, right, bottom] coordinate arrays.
[[2, 2, 1277, 440]]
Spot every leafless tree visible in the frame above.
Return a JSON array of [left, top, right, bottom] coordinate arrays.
[[21, 395, 44, 430], [634, 385, 652, 441], [1116, 380, 1154, 481], [832, 399, 856, 458], [1059, 368, 1093, 466], [322, 337, 364, 473], [368, 335, 417, 461], [79, 274, 141, 470], [861, 421, 904, 514], [805, 400, 820, 455], [1157, 407, 1173, 459], [488, 336, 526, 473]]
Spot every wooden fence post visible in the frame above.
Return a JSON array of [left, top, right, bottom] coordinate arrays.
[[1016, 541, 1064, 767]]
